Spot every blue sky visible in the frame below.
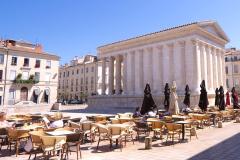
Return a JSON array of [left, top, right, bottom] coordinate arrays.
[[0, 0, 239, 64]]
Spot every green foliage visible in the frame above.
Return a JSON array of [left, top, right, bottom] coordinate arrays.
[[14, 73, 39, 84]]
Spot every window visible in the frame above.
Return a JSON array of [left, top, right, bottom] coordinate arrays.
[[35, 72, 40, 82], [81, 68, 83, 73], [35, 59, 41, 68], [22, 71, 29, 80], [234, 64, 238, 73], [72, 70, 74, 75], [91, 67, 94, 72], [45, 73, 51, 82], [86, 77, 88, 84], [226, 79, 229, 88], [59, 72, 62, 78], [81, 78, 83, 84], [46, 60, 51, 69], [76, 79, 78, 85], [0, 70, 2, 81], [8, 89, 15, 99], [11, 57, 17, 65], [23, 58, 29, 67], [0, 54, 4, 64], [10, 70, 16, 80], [86, 67, 88, 73], [225, 66, 228, 74], [63, 72, 65, 77], [77, 69, 79, 74], [67, 71, 69, 77], [91, 77, 94, 84], [234, 56, 238, 61]]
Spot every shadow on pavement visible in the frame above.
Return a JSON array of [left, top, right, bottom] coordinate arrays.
[[188, 133, 240, 160]]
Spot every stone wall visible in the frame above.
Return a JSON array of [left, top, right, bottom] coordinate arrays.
[[88, 94, 216, 113], [0, 104, 53, 114]]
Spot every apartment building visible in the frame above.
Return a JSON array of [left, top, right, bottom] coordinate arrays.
[[0, 39, 60, 105], [225, 48, 240, 90], [58, 55, 97, 101]]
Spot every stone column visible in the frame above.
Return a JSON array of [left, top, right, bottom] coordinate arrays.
[[127, 51, 135, 95], [101, 57, 106, 95], [212, 47, 218, 89], [135, 49, 143, 95], [200, 43, 208, 89], [208, 46, 214, 91], [108, 56, 114, 95], [185, 39, 194, 90], [174, 41, 186, 91], [162, 44, 170, 85], [143, 47, 153, 87], [115, 55, 122, 94], [168, 43, 174, 83], [192, 39, 201, 93], [217, 49, 222, 86], [221, 50, 227, 89], [153, 46, 163, 94], [122, 53, 128, 94]]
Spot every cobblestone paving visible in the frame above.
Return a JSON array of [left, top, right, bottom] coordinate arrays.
[[0, 117, 240, 160]]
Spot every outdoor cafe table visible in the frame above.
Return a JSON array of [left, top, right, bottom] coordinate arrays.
[[172, 115, 189, 121], [207, 111, 221, 126], [175, 121, 190, 141], [45, 130, 75, 136]]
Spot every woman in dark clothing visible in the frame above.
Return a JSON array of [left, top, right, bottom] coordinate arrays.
[[218, 86, 225, 110], [198, 80, 209, 112]]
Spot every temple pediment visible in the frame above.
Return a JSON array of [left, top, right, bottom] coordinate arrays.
[[198, 21, 230, 42]]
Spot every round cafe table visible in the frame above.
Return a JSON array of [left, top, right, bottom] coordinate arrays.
[[175, 121, 190, 141]]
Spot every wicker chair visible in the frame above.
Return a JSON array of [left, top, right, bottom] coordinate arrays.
[[95, 123, 110, 150], [7, 128, 30, 156], [64, 132, 83, 160], [151, 121, 165, 139], [40, 136, 66, 159], [80, 122, 95, 143], [165, 123, 181, 144], [0, 128, 7, 150], [108, 126, 126, 151], [28, 130, 46, 160]]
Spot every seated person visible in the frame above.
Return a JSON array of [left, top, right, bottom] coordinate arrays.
[[42, 116, 63, 129], [133, 107, 142, 118], [147, 107, 157, 117], [0, 112, 14, 128]]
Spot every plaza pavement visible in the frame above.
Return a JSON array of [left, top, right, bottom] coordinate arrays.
[[0, 113, 240, 160]]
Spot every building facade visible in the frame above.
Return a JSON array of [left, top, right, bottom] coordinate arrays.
[[0, 39, 60, 106], [89, 21, 229, 109], [58, 55, 98, 101], [225, 48, 240, 90]]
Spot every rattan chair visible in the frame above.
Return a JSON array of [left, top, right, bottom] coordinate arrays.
[[95, 123, 110, 150], [64, 132, 83, 160], [28, 130, 46, 160], [165, 123, 181, 144], [108, 126, 125, 151], [40, 136, 66, 159], [7, 128, 30, 156]]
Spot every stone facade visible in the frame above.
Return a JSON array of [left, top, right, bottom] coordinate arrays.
[[225, 48, 240, 90], [0, 39, 60, 106], [58, 55, 98, 101], [89, 21, 229, 110]]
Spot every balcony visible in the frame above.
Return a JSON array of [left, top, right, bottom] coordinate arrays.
[[13, 74, 39, 84]]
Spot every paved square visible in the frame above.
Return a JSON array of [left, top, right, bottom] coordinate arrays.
[[0, 118, 239, 160]]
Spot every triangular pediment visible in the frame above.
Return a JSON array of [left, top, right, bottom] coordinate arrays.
[[198, 21, 229, 42]]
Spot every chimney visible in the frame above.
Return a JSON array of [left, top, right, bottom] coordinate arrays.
[[35, 44, 43, 52]]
